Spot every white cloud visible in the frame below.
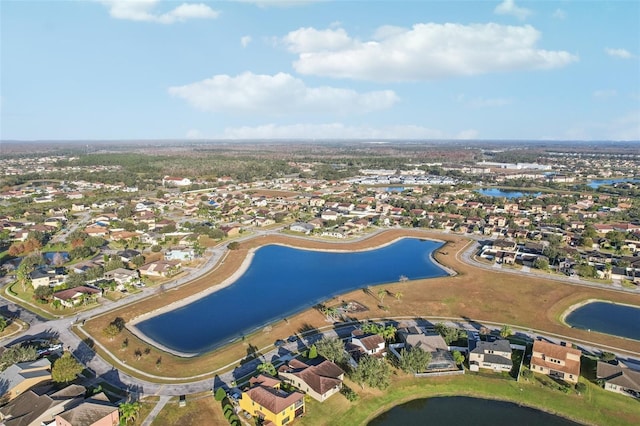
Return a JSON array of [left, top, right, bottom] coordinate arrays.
[[605, 48, 634, 59], [219, 123, 453, 139], [593, 89, 617, 99], [240, 35, 252, 47], [98, 0, 219, 24], [457, 94, 512, 108], [552, 8, 566, 20], [457, 129, 480, 140], [168, 72, 398, 114], [494, 0, 532, 21], [186, 129, 203, 139], [283, 27, 354, 53], [565, 110, 640, 141], [283, 24, 577, 82]]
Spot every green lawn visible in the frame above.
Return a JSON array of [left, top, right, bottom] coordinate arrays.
[[300, 372, 640, 426]]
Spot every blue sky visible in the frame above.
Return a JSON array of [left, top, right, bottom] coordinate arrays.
[[1, 0, 639, 141]]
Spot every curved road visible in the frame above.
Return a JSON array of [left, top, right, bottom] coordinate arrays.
[[1, 228, 638, 398]]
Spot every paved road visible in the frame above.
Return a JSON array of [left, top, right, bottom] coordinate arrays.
[[1, 228, 639, 399]]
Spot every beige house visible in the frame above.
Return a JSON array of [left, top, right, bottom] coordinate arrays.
[[468, 340, 513, 372], [278, 358, 345, 402], [0, 384, 86, 426], [596, 361, 640, 398], [55, 392, 120, 426], [138, 260, 181, 278], [0, 359, 51, 401], [531, 340, 581, 384]]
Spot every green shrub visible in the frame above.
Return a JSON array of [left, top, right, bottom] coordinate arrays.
[[340, 384, 359, 402], [214, 387, 226, 401], [575, 382, 587, 393]]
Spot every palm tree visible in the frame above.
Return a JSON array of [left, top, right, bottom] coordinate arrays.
[[377, 289, 387, 305], [382, 325, 397, 341], [394, 292, 403, 302], [256, 361, 277, 377], [119, 401, 141, 425], [500, 324, 513, 339]]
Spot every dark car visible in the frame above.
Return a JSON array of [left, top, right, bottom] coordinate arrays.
[[287, 335, 298, 343], [274, 339, 285, 347]]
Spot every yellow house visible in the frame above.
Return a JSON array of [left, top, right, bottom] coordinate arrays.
[[238, 375, 305, 426], [0, 358, 51, 401]]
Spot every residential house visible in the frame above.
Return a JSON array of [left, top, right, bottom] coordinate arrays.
[[53, 286, 102, 308], [0, 384, 86, 426], [396, 327, 457, 372], [29, 268, 67, 289], [54, 392, 120, 426], [278, 357, 345, 402], [238, 375, 305, 426], [103, 268, 139, 285], [138, 260, 181, 278], [531, 340, 581, 384], [117, 249, 141, 263], [596, 361, 640, 398], [468, 339, 513, 372], [347, 329, 386, 364], [0, 359, 52, 401], [289, 222, 314, 234], [162, 176, 192, 187]]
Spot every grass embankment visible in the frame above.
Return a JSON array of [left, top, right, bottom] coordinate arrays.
[[150, 392, 226, 426], [81, 230, 640, 381], [301, 373, 640, 426]]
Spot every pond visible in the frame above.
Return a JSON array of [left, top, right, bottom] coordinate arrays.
[[476, 188, 541, 199], [42, 251, 70, 265], [564, 301, 640, 341], [587, 178, 640, 189], [136, 238, 447, 354], [368, 396, 581, 425]]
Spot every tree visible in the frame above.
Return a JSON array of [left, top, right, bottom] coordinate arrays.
[[600, 351, 616, 362], [315, 337, 346, 363], [0, 344, 37, 371], [103, 323, 121, 340], [452, 350, 465, 366], [398, 347, 432, 374], [500, 324, 513, 339], [533, 257, 549, 270], [51, 352, 84, 384], [308, 344, 318, 359], [0, 317, 7, 333], [256, 361, 276, 377], [33, 285, 53, 303], [350, 356, 391, 390], [227, 241, 240, 250], [434, 323, 461, 345], [377, 289, 386, 305], [214, 387, 226, 401], [394, 292, 403, 302], [131, 255, 145, 268], [119, 401, 141, 425]]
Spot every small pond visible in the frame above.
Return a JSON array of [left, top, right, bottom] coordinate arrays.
[[42, 251, 70, 265], [368, 396, 581, 425], [477, 188, 541, 199], [587, 178, 640, 189], [564, 301, 640, 341], [136, 238, 447, 354]]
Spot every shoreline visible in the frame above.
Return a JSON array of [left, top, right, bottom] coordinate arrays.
[[126, 234, 450, 357], [560, 298, 640, 342]]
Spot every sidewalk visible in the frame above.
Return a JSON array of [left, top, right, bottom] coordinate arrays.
[[141, 394, 171, 426]]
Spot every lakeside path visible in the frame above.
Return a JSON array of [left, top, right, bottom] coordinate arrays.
[[2, 228, 640, 397]]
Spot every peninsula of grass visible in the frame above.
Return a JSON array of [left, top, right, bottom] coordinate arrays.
[[80, 230, 640, 380], [300, 373, 640, 426]]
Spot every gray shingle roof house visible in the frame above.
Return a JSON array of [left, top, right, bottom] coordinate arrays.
[[0, 384, 86, 426], [0, 358, 52, 401], [596, 361, 640, 398], [468, 339, 512, 372]]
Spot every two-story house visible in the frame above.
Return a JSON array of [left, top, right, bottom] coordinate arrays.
[[531, 340, 581, 384], [277, 357, 345, 402], [238, 375, 305, 426], [468, 339, 513, 372]]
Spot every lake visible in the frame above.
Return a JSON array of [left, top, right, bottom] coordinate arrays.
[[587, 178, 640, 189], [477, 188, 541, 199], [136, 238, 447, 354], [368, 396, 581, 425], [564, 301, 640, 340]]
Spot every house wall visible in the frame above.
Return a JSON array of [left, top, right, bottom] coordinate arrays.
[[92, 410, 120, 426], [279, 371, 341, 402], [239, 394, 301, 426], [7, 375, 51, 400]]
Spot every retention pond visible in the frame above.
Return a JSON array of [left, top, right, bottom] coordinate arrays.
[[564, 301, 640, 341], [136, 238, 447, 354]]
